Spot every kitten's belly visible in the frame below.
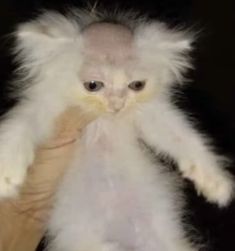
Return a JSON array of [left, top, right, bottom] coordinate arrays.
[[50, 120, 184, 251], [74, 156, 168, 251]]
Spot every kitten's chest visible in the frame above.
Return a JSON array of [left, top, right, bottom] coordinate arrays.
[[79, 117, 155, 207], [81, 117, 137, 157]]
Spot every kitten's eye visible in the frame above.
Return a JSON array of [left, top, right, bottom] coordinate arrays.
[[84, 81, 104, 92], [128, 81, 146, 91]]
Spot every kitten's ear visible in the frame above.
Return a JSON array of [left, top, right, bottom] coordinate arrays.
[[135, 22, 194, 83], [15, 11, 80, 63]]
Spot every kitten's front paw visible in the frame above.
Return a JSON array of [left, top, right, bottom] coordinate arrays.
[[0, 148, 34, 199], [180, 159, 234, 207], [0, 164, 27, 198]]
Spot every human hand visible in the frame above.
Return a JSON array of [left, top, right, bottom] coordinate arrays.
[[0, 107, 95, 251]]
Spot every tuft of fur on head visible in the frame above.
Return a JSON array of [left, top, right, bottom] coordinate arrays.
[[14, 8, 194, 116], [134, 22, 194, 84]]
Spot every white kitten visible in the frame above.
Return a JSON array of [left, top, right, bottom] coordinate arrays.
[[0, 8, 233, 251]]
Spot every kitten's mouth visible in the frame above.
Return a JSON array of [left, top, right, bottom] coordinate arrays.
[[108, 108, 123, 114], [107, 110, 122, 116], [106, 107, 132, 119]]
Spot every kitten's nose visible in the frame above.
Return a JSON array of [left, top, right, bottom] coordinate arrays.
[[109, 98, 125, 113]]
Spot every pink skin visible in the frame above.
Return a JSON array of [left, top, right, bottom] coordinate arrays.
[[82, 22, 134, 64]]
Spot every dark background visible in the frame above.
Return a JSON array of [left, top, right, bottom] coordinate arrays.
[[0, 0, 234, 250]]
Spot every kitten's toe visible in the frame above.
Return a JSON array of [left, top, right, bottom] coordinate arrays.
[[196, 171, 234, 207], [0, 143, 34, 199], [0, 163, 28, 199], [181, 161, 234, 207]]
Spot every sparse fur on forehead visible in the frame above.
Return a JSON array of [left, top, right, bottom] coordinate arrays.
[[82, 22, 134, 65]]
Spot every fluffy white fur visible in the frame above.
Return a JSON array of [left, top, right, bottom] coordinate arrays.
[[0, 9, 234, 251], [48, 117, 196, 251]]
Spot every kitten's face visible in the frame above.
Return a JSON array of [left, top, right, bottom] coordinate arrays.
[[73, 59, 157, 116], [70, 23, 158, 117]]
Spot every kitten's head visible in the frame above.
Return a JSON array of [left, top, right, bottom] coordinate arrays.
[[72, 22, 163, 116], [15, 10, 193, 116]]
